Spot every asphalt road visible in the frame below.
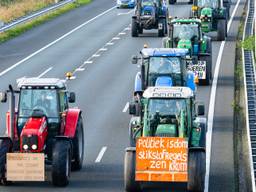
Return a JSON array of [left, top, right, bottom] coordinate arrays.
[[0, 0, 246, 191]]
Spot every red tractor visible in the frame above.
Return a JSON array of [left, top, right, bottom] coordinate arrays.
[[0, 78, 84, 186]]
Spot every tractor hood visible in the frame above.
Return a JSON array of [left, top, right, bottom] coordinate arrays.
[[20, 116, 48, 152], [201, 7, 213, 17], [177, 39, 192, 50], [141, 6, 154, 16], [155, 124, 177, 137]]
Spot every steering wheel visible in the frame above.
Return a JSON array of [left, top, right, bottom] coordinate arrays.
[[32, 106, 48, 117]]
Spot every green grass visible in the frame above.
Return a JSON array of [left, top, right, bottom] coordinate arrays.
[[0, 0, 91, 43], [241, 35, 255, 51]]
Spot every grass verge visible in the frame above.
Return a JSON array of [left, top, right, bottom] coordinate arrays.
[[0, 0, 91, 44]]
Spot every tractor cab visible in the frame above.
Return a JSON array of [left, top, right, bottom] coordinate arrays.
[[16, 78, 74, 137], [132, 48, 196, 95], [191, 0, 228, 40], [166, 19, 203, 56]]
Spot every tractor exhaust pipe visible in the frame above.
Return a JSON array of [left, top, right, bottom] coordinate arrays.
[[8, 85, 15, 141]]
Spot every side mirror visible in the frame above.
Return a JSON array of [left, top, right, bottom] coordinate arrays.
[[0, 92, 7, 103], [68, 92, 76, 103], [131, 55, 138, 64], [129, 102, 140, 116], [197, 104, 205, 116]]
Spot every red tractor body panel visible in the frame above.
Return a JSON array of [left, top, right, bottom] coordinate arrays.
[[6, 111, 18, 139], [64, 108, 81, 138], [20, 117, 48, 152]]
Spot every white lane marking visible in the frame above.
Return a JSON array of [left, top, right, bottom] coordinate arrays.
[[106, 42, 114, 46], [99, 48, 108, 51], [75, 68, 85, 72], [112, 37, 121, 40], [84, 60, 93, 64], [95, 146, 107, 163], [0, 6, 116, 77], [122, 102, 129, 113], [117, 10, 134, 16], [204, 0, 242, 191], [92, 54, 100, 57], [119, 32, 126, 35], [37, 67, 52, 78], [66, 76, 76, 80]]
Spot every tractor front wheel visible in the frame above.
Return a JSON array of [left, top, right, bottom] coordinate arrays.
[[52, 140, 71, 187], [187, 151, 206, 192], [124, 150, 140, 191], [217, 19, 227, 41], [72, 117, 84, 171], [0, 139, 12, 185], [131, 18, 138, 37]]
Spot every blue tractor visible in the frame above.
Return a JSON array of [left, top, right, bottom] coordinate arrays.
[[131, 48, 197, 98], [131, 0, 168, 37]]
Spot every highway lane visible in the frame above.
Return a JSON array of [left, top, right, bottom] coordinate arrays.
[[0, 0, 246, 191]]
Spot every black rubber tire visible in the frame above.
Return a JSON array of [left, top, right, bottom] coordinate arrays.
[[72, 117, 84, 171], [187, 151, 206, 192], [131, 18, 138, 37], [158, 19, 165, 37], [198, 55, 212, 85], [217, 19, 227, 41], [169, 0, 176, 4], [0, 139, 12, 185], [138, 26, 143, 34], [52, 140, 71, 187], [124, 150, 141, 192], [188, 0, 193, 4]]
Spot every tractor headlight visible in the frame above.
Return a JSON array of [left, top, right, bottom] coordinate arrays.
[[192, 5, 198, 11], [23, 144, 29, 150], [31, 144, 37, 150]]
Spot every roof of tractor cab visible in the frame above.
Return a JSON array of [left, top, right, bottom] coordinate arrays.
[[141, 48, 189, 57], [143, 86, 194, 99], [17, 78, 66, 89], [171, 18, 201, 24]]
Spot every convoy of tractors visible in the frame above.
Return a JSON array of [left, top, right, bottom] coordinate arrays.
[[0, 0, 230, 191]]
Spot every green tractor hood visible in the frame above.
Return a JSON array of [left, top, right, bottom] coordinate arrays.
[[201, 7, 213, 17], [155, 124, 177, 137], [177, 39, 192, 50]]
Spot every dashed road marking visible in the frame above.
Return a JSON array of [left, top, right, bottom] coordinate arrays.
[[122, 102, 129, 113], [37, 67, 52, 78], [95, 146, 107, 163]]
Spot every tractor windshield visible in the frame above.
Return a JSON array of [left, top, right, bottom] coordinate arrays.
[[143, 98, 188, 137], [19, 89, 58, 118], [173, 23, 199, 40], [147, 56, 182, 86], [141, 0, 157, 6], [197, 0, 218, 8]]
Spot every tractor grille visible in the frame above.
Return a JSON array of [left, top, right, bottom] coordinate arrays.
[[22, 135, 38, 150]]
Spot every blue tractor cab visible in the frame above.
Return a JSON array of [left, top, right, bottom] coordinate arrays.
[[132, 48, 196, 95]]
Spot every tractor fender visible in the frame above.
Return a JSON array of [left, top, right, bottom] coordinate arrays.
[[186, 72, 196, 92], [134, 72, 142, 94], [64, 108, 81, 138], [125, 147, 136, 152]]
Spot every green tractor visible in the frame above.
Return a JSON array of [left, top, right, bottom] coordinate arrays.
[[124, 86, 206, 191], [191, 0, 229, 41], [163, 18, 212, 85]]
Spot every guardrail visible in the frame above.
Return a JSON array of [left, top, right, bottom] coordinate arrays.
[[242, 0, 255, 189], [0, 0, 75, 33]]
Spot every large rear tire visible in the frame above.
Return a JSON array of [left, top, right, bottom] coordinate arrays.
[[72, 117, 84, 171], [169, 0, 176, 4], [0, 139, 12, 185], [124, 150, 140, 191], [52, 140, 71, 187], [132, 18, 138, 37], [217, 19, 227, 41], [187, 151, 206, 192]]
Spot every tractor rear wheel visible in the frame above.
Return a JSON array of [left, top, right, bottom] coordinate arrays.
[[132, 18, 138, 37], [124, 150, 140, 191], [72, 117, 84, 171], [217, 19, 227, 41], [158, 19, 165, 37], [198, 55, 212, 85], [52, 140, 71, 187], [169, 0, 176, 4], [0, 139, 12, 185], [138, 26, 143, 34], [187, 151, 206, 192]]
